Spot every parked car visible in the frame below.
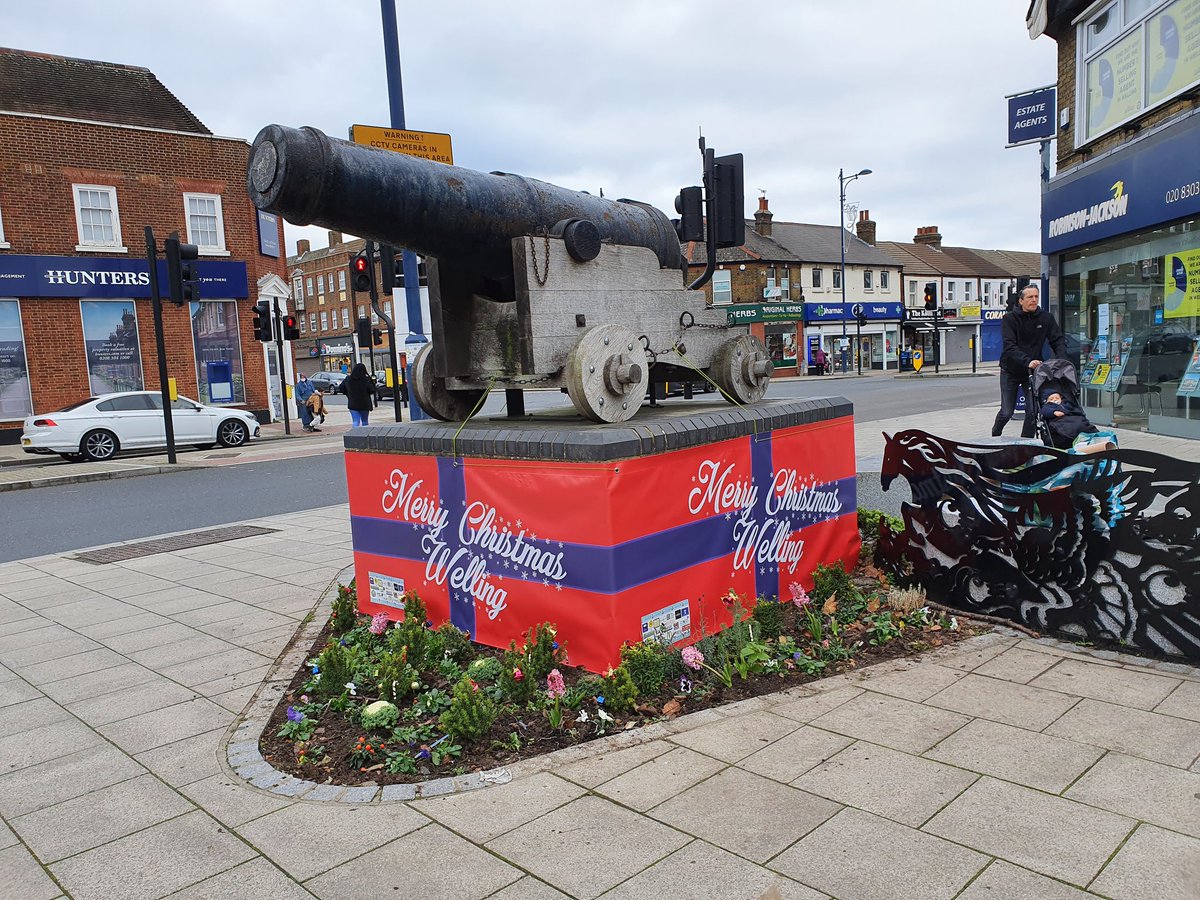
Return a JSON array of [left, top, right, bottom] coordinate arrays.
[[373, 371, 406, 401], [307, 371, 345, 394], [20, 392, 261, 462]]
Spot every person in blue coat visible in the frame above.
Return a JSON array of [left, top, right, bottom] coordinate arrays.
[[295, 373, 320, 432]]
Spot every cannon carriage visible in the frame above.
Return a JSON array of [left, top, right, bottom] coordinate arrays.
[[247, 124, 773, 423]]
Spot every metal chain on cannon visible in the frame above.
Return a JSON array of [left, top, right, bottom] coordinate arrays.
[[528, 230, 551, 286]]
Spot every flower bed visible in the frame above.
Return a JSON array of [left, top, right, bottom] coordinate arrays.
[[260, 511, 980, 786]]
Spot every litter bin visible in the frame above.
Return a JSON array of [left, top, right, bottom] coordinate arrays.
[[899, 350, 913, 372]]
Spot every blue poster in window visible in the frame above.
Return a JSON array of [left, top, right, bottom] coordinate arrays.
[[257, 210, 280, 258], [80, 300, 143, 395], [0, 300, 33, 420]]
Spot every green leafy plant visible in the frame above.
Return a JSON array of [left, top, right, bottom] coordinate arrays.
[[599, 665, 638, 713], [277, 707, 316, 742], [390, 722, 436, 747], [360, 700, 399, 731], [384, 749, 418, 775], [374, 649, 420, 705], [330, 583, 359, 636], [523, 623, 566, 681], [620, 641, 672, 698], [466, 656, 502, 684], [412, 688, 453, 718], [858, 508, 904, 541], [430, 739, 462, 766], [734, 640, 774, 680], [435, 623, 476, 666], [499, 646, 536, 705], [440, 675, 499, 742], [865, 611, 903, 646], [313, 643, 357, 699], [750, 596, 784, 640], [387, 591, 430, 664], [349, 735, 384, 769]]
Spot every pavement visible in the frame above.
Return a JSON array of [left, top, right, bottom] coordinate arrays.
[[1, 371, 1199, 898]]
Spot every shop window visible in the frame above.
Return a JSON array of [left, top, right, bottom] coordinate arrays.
[[80, 300, 143, 394], [712, 269, 732, 305], [0, 300, 33, 420], [764, 325, 798, 366], [189, 300, 245, 405], [864, 270, 874, 290], [73, 185, 125, 251], [812, 268, 823, 288], [832, 268, 842, 289], [183, 193, 226, 253], [880, 271, 890, 291], [0, 202, 8, 248]]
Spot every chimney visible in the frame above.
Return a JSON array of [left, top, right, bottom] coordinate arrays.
[[855, 210, 877, 246], [913, 226, 943, 249], [754, 195, 773, 237], [296, 239, 311, 255], [327, 230, 343, 248]]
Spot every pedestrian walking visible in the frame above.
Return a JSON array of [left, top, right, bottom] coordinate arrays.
[[812, 346, 828, 375], [992, 284, 1065, 438], [295, 373, 320, 432], [342, 363, 376, 427]]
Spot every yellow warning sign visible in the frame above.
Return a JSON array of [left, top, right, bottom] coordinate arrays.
[[350, 125, 453, 164], [1091, 363, 1111, 385], [912, 349, 924, 373]]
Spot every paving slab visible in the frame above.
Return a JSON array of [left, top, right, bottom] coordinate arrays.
[[795, 740, 976, 827], [769, 807, 987, 900], [770, 685, 863, 722], [923, 776, 1135, 886], [306, 822, 522, 900], [235, 800, 428, 881], [16, 646, 129, 683], [96, 695, 233, 754], [957, 860, 1095, 899], [0, 843, 64, 900], [178, 772, 296, 829], [972, 645, 1062, 684], [667, 709, 800, 763], [923, 717, 1106, 793], [0, 717, 106, 774], [553, 738, 673, 788], [1045, 697, 1200, 768], [1088, 823, 1200, 900], [162, 857, 312, 899], [925, 672, 1080, 730], [411, 771, 584, 843], [649, 767, 841, 864], [808, 690, 970, 754], [67, 678, 202, 726], [485, 876, 572, 900], [1065, 752, 1200, 837], [13, 773, 195, 862], [132, 727, 225, 787], [1030, 658, 1182, 710], [1155, 679, 1200, 722], [603, 839, 827, 900], [486, 795, 690, 900], [854, 661, 965, 701], [48, 809, 258, 900], [36, 660, 160, 705], [592, 745, 725, 812], [0, 696, 70, 734], [738, 724, 854, 784]]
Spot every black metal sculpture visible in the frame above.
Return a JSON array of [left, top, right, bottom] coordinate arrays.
[[247, 125, 770, 423], [876, 430, 1200, 660]]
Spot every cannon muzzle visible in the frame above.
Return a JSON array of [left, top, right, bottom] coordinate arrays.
[[247, 124, 683, 273]]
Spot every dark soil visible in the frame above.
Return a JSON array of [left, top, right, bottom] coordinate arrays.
[[259, 585, 984, 787]]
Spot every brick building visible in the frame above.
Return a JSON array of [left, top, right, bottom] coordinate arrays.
[[1029, 0, 1200, 439], [0, 48, 289, 443]]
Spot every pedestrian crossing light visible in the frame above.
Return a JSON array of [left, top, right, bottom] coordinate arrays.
[[282, 314, 300, 341], [372, 327, 383, 346], [164, 233, 200, 307], [924, 282, 938, 310], [251, 302, 273, 342], [350, 252, 373, 294]]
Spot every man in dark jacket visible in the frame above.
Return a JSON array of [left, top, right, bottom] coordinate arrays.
[[992, 284, 1066, 437]]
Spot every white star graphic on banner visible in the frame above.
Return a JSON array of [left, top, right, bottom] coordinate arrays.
[[555, 583, 562, 592], [516, 519, 523, 528]]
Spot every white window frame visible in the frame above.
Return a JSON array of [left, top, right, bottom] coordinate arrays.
[[880, 270, 890, 291], [182, 193, 228, 255], [947, 282, 956, 302], [319, 311, 328, 331], [964, 281, 973, 302], [309, 313, 317, 332], [317, 274, 325, 295], [341, 307, 350, 329], [72, 184, 126, 252], [0, 202, 8, 249], [863, 270, 874, 290], [908, 280, 917, 305], [812, 267, 823, 288], [832, 268, 842, 290], [1075, 0, 1192, 147], [338, 270, 347, 291], [711, 269, 733, 305]]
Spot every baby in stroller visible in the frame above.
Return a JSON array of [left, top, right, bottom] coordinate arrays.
[[1031, 359, 1114, 453]]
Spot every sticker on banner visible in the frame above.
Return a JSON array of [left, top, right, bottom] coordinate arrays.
[[641, 600, 691, 644], [369, 572, 407, 609]]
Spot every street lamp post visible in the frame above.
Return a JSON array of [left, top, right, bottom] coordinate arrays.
[[838, 167, 872, 374]]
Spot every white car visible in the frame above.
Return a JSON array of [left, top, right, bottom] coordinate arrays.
[[21, 391, 262, 462]]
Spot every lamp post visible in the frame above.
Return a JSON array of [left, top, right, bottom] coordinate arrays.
[[838, 167, 872, 374]]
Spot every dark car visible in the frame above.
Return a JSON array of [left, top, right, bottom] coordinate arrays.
[[308, 371, 345, 394], [374, 371, 406, 401]]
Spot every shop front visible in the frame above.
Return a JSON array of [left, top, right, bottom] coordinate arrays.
[[724, 302, 804, 375], [0, 255, 253, 440], [1044, 111, 1200, 439], [802, 301, 905, 373], [309, 339, 355, 375]]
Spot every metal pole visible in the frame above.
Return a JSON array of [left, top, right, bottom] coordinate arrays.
[[839, 168, 847, 374], [380, 0, 429, 421], [272, 298, 291, 435], [856, 315, 862, 376], [373, 243, 404, 423], [144, 226, 177, 464]]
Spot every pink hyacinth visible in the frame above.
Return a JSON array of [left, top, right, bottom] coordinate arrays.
[[546, 668, 566, 699], [789, 582, 811, 609], [369, 612, 390, 635], [681, 646, 705, 670], [512, 667, 525, 682]]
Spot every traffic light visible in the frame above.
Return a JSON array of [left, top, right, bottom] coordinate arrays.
[[379, 245, 399, 289], [923, 282, 938, 310], [350, 252, 374, 294], [165, 233, 200, 307], [251, 302, 273, 342], [355, 316, 372, 348], [372, 327, 383, 346], [282, 314, 300, 341], [857, 311, 868, 328]]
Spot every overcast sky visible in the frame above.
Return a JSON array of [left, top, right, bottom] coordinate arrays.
[[5, 1, 1056, 255]]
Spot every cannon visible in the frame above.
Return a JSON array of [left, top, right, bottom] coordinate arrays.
[[247, 124, 773, 423]]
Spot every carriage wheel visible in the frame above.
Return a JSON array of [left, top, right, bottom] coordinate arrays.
[[409, 343, 487, 422], [710, 334, 773, 404], [564, 325, 649, 423]]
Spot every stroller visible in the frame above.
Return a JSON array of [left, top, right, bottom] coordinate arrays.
[[1030, 359, 1111, 451]]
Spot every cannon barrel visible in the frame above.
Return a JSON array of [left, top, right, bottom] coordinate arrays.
[[247, 124, 683, 272]]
